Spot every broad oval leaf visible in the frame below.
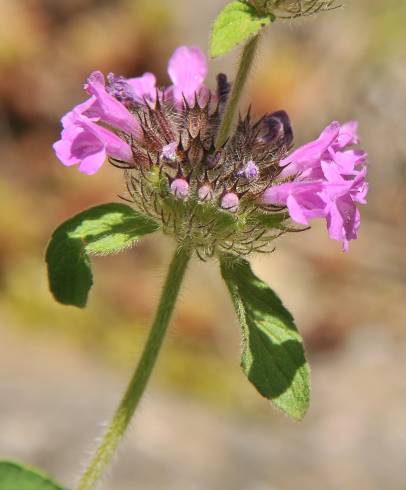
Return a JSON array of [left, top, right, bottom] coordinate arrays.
[[220, 258, 310, 420], [210, 1, 272, 58], [46, 203, 159, 308], [0, 461, 67, 490]]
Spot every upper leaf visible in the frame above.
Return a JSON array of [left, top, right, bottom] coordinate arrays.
[[46, 203, 159, 308], [220, 258, 310, 420], [210, 1, 272, 58], [0, 461, 67, 490]]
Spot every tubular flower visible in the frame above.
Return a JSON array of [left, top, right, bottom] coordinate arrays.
[[262, 122, 368, 251], [54, 45, 367, 257], [53, 113, 133, 175]]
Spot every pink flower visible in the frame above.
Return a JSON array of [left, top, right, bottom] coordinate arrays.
[[263, 181, 326, 225], [53, 113, 132, 175], [167, 46, 208, 105], [262, 121, 368, 251], [54, 46, 209, 175], [107, 72, 157, 104]]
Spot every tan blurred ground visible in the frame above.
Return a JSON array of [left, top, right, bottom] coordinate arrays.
[[0, 1, 405, 489]]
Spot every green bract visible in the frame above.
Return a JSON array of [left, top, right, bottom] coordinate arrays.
[[221, 258, 310, 420], [46, 203, 159, 308], [210, 1, 273, 58], [0, 461, 67, 490]]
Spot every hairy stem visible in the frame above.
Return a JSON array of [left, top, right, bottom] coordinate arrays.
[[215, 34, 261, 149], [76, 247, 191, 490]]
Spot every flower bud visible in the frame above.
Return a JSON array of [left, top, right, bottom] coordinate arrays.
[[221, 192, 239, 213], [198, 184, 214, 202], [161, 142, 177, 161], [170, 178, 189, 199], [238, 160, 259, 181]]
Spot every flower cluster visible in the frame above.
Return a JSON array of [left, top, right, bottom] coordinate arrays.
[[263, 121, 368, 251], [54, 45, 367, 256]]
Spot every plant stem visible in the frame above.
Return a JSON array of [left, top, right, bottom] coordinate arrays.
[[76, 246, 191, 490], [215, 34, 261, 149]]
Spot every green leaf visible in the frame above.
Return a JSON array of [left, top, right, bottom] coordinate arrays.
[[210, 1, 272, 58], [0, 461, 67, 490], [220, 258, 310, 420], [254, 211, 290, 229], [46, 203, 159, 308]]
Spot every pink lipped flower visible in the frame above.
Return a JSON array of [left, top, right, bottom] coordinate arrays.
[[53, 112, 133, 175], [262, 121, 368, 251], [167, 45, 209, 106], [53, 46, 209, 174]]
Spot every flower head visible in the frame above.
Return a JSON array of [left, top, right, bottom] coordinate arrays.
[[54, 45, 367, 257]]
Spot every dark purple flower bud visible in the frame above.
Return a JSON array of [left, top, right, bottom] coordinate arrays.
[[221, 192, 239, 213], [205, 150, 222, 169], [170, 178, 189, 199], [216, 73, 231, 104], [257, 110, 293, 147]]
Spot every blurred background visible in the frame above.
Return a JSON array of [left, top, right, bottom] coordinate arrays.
[[0, 0, 405, 489]]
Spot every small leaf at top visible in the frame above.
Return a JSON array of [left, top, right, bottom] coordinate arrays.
[[210, 1, 272, 58], [0, 461, 67, 490], [220, 258, 310, 420], [46, 203, 159, 308]]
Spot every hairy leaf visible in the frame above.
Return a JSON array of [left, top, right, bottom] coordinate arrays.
[[221, 258, 310, 420], [0, 461, 67, 490], [46, 203, 159, 308], [210, 1, 272, 58], [254, 211, 290, 229]]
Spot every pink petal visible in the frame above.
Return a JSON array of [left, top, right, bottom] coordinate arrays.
[[78, 148, 107, 175], [331, 149, 367, 174], [61, 97, 100, 128], [167, 46, 207, 104], [335, 121, 359, 149], [286, 194, 309, 225], [279, 121, 341, 176], [85, 71, 139, 134], [53, 138, 80, 167], [79, 117, 132, 162], [126, 72, 157, 102]]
